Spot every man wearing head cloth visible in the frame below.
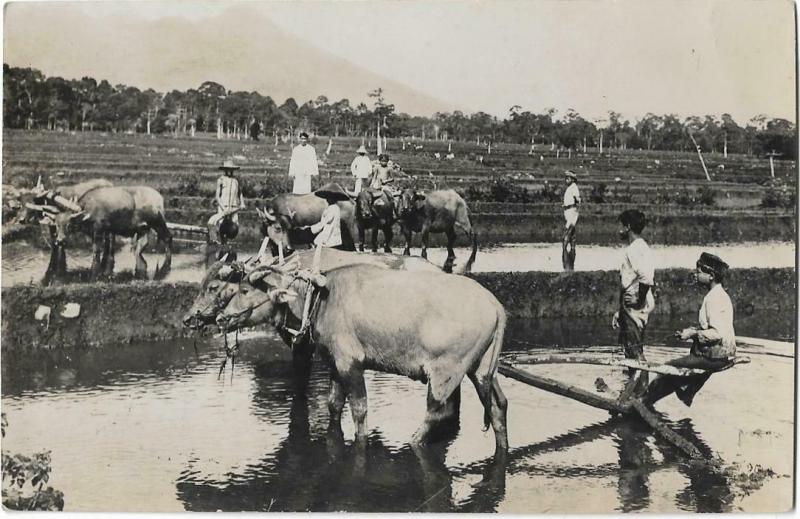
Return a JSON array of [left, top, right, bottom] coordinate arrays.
[[288, 131, 319, 194], [612, 209, 656, 388], [350, 145, 371, 194], [562, 170, 580, 270], [644, 252, 736, 407]]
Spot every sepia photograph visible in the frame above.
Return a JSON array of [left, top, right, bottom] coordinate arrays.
[[0, 0, 796, 513]]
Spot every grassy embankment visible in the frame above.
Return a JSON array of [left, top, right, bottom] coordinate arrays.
[[2, 268, 793, 350]]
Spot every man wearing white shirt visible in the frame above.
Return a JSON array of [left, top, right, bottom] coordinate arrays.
[[350, 145, 371, 194], [644, 253, 736, 407], [611, 209, 655, 363], [562, 170, 581, 270], [288, 132, 319, 194]]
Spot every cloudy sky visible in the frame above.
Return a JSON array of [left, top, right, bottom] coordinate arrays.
[[5, 0, 797, 122]]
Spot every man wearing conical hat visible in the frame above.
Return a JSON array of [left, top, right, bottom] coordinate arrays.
[[208, 159, 246, 244], [299, 183, 351, 250], [350, 145, 371, 194]]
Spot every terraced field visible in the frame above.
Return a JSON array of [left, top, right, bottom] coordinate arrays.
[[3, 130, 795, 246]]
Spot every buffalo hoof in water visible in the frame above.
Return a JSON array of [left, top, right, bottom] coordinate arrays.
[[383, 246, 392, 254], [421, 249, 428, 260], [402, 248, 410, 256]]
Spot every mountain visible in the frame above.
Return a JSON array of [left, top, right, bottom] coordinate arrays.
[[3, 3, 454, 116]]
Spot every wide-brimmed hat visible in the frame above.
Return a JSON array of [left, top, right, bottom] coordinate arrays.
[[315, 183, 351, 201], [564, 170, 577, 180], [697, 252, 729, 277], [357, 145, 367, 154], [378, 154, 389, 161], [219, 159, 240, 171]]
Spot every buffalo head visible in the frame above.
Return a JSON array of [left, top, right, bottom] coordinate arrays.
[[399, 188, 426, 218], [52, 210, 90, 246], [182, 260, 249, 329], [215, 257, 303, 331]]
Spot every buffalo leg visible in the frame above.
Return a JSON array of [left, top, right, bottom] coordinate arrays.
[[370, 227, 379, 253], [443, 228, 456, 273], [292, 338, 315, 396], [327, 374, 347, 430], [420, 223, 431, 260], [383, 225, 393, 254], [402, 226, 413, 256], [134, 232, 149, 279], [90, 229, 104, 280], [413, 384, 461, 444], [468, 373, 509, 452], [153, 219, 173, 279], [346, 369, 369, 440], [357, 224, 366, 252]]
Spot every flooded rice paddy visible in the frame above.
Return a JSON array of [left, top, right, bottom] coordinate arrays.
[[1, 240, 794, 286], [1, 319, 794, 513]]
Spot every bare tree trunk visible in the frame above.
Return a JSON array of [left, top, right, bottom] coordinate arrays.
[[599, 131, 604, 154], [723, 132, 728, 159]]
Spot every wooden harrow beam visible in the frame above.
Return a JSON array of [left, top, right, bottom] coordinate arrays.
[[497, 352, 750, 460]]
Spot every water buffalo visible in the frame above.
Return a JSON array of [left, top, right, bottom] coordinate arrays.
[[355, 189, 397, 253], [182, 248, 440, 331], [216, 262, 509, 452], [52, 185, 172, 280], [398, 188, 478, 273], [257, 193, 356, 254], [55, 178, 114, 201]]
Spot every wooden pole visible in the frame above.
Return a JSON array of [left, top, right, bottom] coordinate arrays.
[[688, 131, 712, 181], [497, 363, 624, 412], [507, 354, 749, 376], [630, 400, 704, 459]]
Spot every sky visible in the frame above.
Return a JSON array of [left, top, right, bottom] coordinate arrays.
[[5, 0, 798, 122]]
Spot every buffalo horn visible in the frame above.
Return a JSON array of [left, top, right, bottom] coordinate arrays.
[[261, 208, 277, 222], [52, 195, 82, 213], [25, 202, 60, 214]]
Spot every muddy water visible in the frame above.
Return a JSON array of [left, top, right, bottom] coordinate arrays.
[[1, 320, 793, 513], [1, 241, 794, 286]]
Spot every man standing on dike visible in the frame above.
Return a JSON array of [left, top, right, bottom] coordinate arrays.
[[562, 170, 581, 270], [288, 132, 319, 194], [207, 159, 246, 245]]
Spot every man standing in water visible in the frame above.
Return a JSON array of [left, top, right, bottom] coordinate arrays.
[[644, 253, 736, 407], [207, 159, 246, 245], [562, 170, 580, 270], [288, 132, 319, 194], [611, 209, 655, 389]]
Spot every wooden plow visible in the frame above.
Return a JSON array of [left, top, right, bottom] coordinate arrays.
[[498, 350, 755, 460]]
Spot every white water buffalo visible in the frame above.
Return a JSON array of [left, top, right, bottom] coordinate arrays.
[[52, 185, 172, 280], [216, 262, 509, 452], [182, 248, 440, 330], [355, 189, 397, 253], [398, 188, 478, 273], [257, 193, 357, 254]]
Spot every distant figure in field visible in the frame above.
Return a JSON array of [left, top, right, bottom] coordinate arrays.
[[249, 120, 261, 141], [561, 170, 581, 270], [288, 132, 319, 194], [208, 159, 246, 245], [644, 253, 736, 407], [350, 145, 371, 194]]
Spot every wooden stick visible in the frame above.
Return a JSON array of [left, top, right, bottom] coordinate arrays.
[[508, 354, 749, 376], [498, 363, 624, 412], [630, 399, 705, 459], [687, 131, 711, 181]]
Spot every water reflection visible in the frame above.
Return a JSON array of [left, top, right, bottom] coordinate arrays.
[[175, 382, 508, 513]]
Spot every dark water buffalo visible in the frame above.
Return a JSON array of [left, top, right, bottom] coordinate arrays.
[[216, 262, 509, 452], [398, 188, 478, 273], [52, 186, 172, 280], [257, 193, 356, 254], [182, 248, 439, 331], [355, 190, 396, 253]]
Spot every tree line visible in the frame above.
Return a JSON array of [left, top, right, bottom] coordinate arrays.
[[3, 64, 796, 159]]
